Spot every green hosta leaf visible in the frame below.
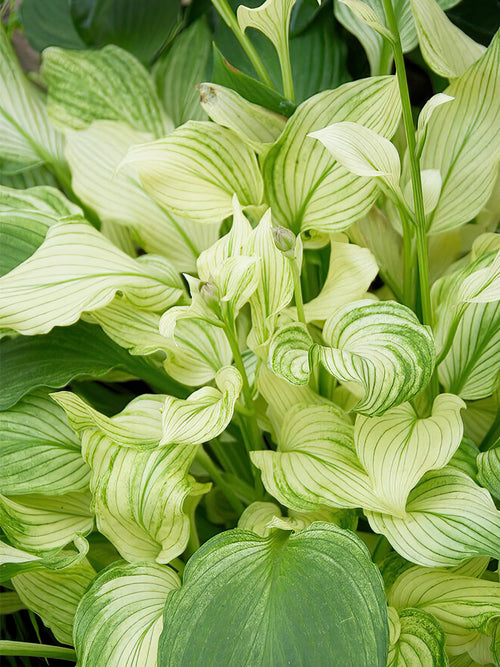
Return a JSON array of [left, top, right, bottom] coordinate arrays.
[[0, 220, 183, 335], [65, 121, 219, 272], [411, 0, 485, 79], [125, 121, 264, 225], [0, 492, 93, 554], [0, 184, 81, 217], [160, 367, 242, 446], [268, 322, 312, 385], [199, 83, 286, 151], [0, 210, 53, 277], [389, 566, 500, 660], [387, 606, 447, 666], [262, 75, 401, 234], [318, 300, 435, 416], [354, 394, 465, 516], [422, 32, 500, 233], [0, 389, 90, 496], [74, 561, 180, 666], [158, 523, 388, 665], [19, 0, 86, 51], [0, 590, 24, 614], [13, 559, 96, 645], [153, 19, 211, 127], [42, 45, 169, 135], [478, 448, 500, 499], [367, 468, 500, 566]]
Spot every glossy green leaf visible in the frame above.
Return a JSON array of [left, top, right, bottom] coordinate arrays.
[[0, 210, 53, 277], [158, 523, 388, 665], [387, 606, 448, 666], [19, 0, 86, 51]]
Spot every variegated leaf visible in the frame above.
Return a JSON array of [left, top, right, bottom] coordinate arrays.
[[477, 448, 500, 499], [387, 606, 447, 666], [268, 322, 312, 385]]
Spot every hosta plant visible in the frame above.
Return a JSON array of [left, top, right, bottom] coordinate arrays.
[[0, 0, 499, 664]]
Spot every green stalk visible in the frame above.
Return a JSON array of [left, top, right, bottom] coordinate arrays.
[[480, 411, 500, 452], [435, 304, 467, 365], [290, 257, 306, 324], [211, 0, 273, 88], [0, 642, 76, 661], [196, 448, 245, 514], [278, 39, 295, 102]]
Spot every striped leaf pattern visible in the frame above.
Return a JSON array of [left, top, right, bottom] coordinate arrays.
[[477, 448, 500, 499], [366, 468, 500, 566], [387, 607, 447, 667], [0, 537, 89, 583], [74, 561, 180, 666], [42, 45, 169, 135], [125, 121, 264, 224], [318, 300, 435, 416], [238, 0, 297, 63], [0, 184, 81, 217], [0, 220, 183, 335], [262, 76, 401, 234], [422, 32, 500, 233], [268, 322, 312, 385]]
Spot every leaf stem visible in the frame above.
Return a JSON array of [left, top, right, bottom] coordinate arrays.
[[196, 448, 245, 514], [0, 642, 76, 661], [290, 257, 306, 324]]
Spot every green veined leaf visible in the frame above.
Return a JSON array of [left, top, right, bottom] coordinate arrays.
[[318, 300, 435, 416], [124, 121, 264, 225], [13, 559, 96, 646], [0, 389, 90, 496], [0, 220, 183, 335], [158, 523, 388, 665], [237, 0, 298, 65], [422, 31, 500, 233], [448, 436, 479, 481], [411, 0, 485, 79], [0, 537, 88, 582], [42, 45, 169, 135], [0, 183, 82, 217], [237, 501, 283, 537], [387, 606, 447, 666], [354, 394, 465, 516], [478, 447, 500, 499], [339, 0, 394, 42], [74, 561, 180, 666], [268, 322, 312, 385], [0, 210, 54, 277], [160, 367, 242, 446], [366, 468, 500, 566]]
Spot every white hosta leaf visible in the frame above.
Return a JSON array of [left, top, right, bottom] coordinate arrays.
[[238, 501, 283, 537], [477, 448, 500, 500], [355, 394, 465, 515], [319, 300, 435, 415], [367, 468, 500, 566], [0, 389, 90, 496], [269, 507, 358, 532], [250, 403, 385, 512], [387, 606, 447, 666], [302, 236, 378, 322], [417, 93, 455, 136], [199, 83, 286, 150], [403, 169, 442, 215], [262, 76, 401, 233], [42, 45, 169, 136], [74, 561, 180, 666], [13, 559, 96, 645], [389, 566, 500, 659], [411, 0, 485, 79], [0, 26, 65, 169], [160, 366, 242, 446], [237, 0, 297, 66], [268, 322, 312, 385], [0, 184, 81, 217], [0, 220, 183, 335], [65, 121, 219, 272], [125, 121, 264, 224], [0, 492, 93, 554], [309, 121, 401, 193], [458, 251, 500, 305], [339, 0, 394, 41], [0, 537, 89, 582], [422, 32, 500, 233], [448, 437, 479, 481], [214, 256, 261, 314]]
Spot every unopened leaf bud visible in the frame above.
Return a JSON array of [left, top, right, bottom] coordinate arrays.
[[272, 225, 296, 257], [199, 281, 220, 312]]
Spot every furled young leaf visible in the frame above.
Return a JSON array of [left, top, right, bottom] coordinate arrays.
[[318, 300, 435, 416], [74, 561, 180, 666], [12, 559, 96, 646], [477, 448, 500, 499], [158, 523, 388, 665], [338, 0, 394, 42], [411, 0, 485, 79], [262, 75, 401, 234], [42, 45, 169, 135], [237, 501, 283, 537], [0, 220, 183, 335], [160, 367, 242, 446], [389, 566, 500, 660], [402, 168, 443, 216], [125, 121, 264, 224], [354, 394, 465, 516], [367, 468, 500, 566], [153, 18, 211, 126], [268, 322, 313, 385], [0, 389, 90, 496], [387, 606, 447, 666], [422, 32, 500, 233]]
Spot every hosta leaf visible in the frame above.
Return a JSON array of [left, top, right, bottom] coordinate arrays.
[[411, 0, 485, 79], [422, 32, 500, 233], [262, 76, 401, 234], [338, 0, 394, 42], [448, 437, 479, 481], [158, 523, 388, 665], [13, 559, 96, 646], [477, 448, 500, 499], [42, 45, 169, 135], [387, 606, 447, 666], [0, 220, 183, 335], [268, 322, 312, 385], [0, 210, 54, 278], [0, 389, 90, 496], [160, 367, 242, 446], [237, 0, 298, 65], [367, 468, 500, 566], [237, 501, 283, 537], [65, 121, 219, 272], [403, 169, 443, 216], [19, 0, 86, 51], [318, 300, 435, 416], [74, 561, 180, 666], [0, 184, 81, 217], [354, 394, 465, 516], [389, 566, 500, 659], [125, 121, 264, 224]]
